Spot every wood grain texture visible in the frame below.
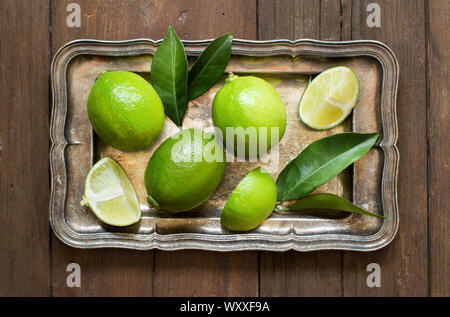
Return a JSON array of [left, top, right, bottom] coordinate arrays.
[[259, 251, 343, 296], [153, 251, 258, 296], [258, 0, 320, 39], [427, 0, 449, 297], [342, 0, 429, 296], [52, 238, 154, 296], [320, 0, 342, 40], [52, 0, 257, 50], [341, 0, 353, 41], [0, 0, 50, 296], [258, 0, 343, 297], [51, 0, 259, 297]]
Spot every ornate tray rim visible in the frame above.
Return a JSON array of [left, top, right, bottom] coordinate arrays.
[[50, 38, 399, 252]]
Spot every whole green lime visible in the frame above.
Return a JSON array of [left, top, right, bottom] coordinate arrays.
[[144, 128, 226, 212], [87, 71, 165, 152], [212, 74, 286, 157], [220, 167, 277, 231]]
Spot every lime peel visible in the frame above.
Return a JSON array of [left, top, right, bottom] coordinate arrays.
[[87, 71, 165, 152], [144, 128, 226, 212], [220, 167, 277, 232], [212, 74, 287, 157]]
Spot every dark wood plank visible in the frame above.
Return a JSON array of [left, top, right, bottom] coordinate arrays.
[[320, 0, 342, 40], [258, 0, 320, 39], [341, 0, 353, 41], [52, 0, 257, 50], [258, 0, 343, 297], [51, 0, 259, 297], [342, 0, 428, 296], [427, 0, 450, 297], [51, 241, 155, 296], [260, 251, 343, 296], [153, 251, 258, 297], [0, 0, 51, 296]]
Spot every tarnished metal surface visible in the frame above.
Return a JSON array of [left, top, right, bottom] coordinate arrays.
[[50, 39, 399, 251]]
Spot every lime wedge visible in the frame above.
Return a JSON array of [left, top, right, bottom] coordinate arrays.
[[299, 66, 360, 130], [80, 157, 141, 226]]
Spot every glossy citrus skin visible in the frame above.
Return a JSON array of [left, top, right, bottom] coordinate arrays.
[[220, 167, 277, 231], [212, 75, 286, 157], [87, 71, 165, 152], [144, 128, 226, 212]]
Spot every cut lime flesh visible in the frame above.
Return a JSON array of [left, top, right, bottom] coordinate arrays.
[[299, 66, 360, 130], [81, 157, 141, 226]]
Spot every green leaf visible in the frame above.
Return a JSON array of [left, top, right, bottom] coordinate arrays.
[[278, 193, 385, 218], [276, 132, 379, 201], [151, 26, 188, 126], [188, 33, 233, 100]]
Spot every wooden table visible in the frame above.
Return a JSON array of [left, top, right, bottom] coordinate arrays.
[[0, 0, 448, 297]]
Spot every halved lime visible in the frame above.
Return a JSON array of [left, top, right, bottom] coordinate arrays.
[[299, 66, 360, 130], [80, 157, 141, 226]]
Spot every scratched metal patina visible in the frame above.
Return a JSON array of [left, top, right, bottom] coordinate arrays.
[[50, 40, 398, 250]]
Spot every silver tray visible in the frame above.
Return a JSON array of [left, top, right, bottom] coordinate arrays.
[[50, 39, 399, 251]]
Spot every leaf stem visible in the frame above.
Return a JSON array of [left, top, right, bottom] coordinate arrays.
[[274, 204, 289, 213], [225, 72, 239, 83]]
